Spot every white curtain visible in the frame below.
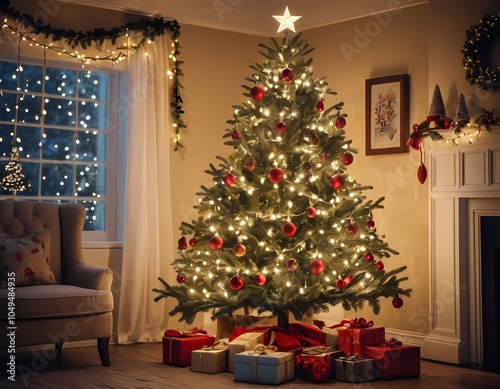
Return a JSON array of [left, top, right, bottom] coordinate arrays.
[[117, 35, 174, 344]]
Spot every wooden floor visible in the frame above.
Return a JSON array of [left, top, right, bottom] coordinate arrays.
[[1, 342, 499, 388]]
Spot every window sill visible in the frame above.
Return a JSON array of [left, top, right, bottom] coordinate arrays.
[[83, 241, 123, 249]]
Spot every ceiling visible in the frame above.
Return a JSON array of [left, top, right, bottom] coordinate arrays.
[[77, 0, 427, 37]]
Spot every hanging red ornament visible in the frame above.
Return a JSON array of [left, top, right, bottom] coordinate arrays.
[[229, 275, 244, 291], [255, 273, 267, 286], [286, 258, 298, 271], [336, 279, 346, 290], [233, 243, 246, 257], [282, 221, 297, 237], [417, 164, 427, 184], [345, 223, 358, 237], [335, 116, 346, 129], [310, 259, 324, 275], [176, 274, 185, 283], [269, 167, 284, 183], [367, 219, 375, 229], [209, 236, 223, 250], [365, 252, 374, 262], [392, 296, 404, 308], [310, 361, 331, 383], [250, 85, 265, 101], [319, 153, 327, 161], [316, 100, 325, 112], [231, 130, 241, 141], [341, 152, 354, 166], [309, 134, 319, 145], [306, 207, 316, 218], [178, 236, 187, 250], [189, 238, 197, 247], [281, 68, 294, 83], [375, 261, 385, 270], [275, 121, 287, 133], [330, 174, 345, 190], [412, 123, 419, 131], [224, 173, 237, 186], [244, 156, 256, 171], [344, 275, 353, 285]]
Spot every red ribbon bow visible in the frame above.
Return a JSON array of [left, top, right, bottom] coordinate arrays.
[[164, 327, 209, 338]]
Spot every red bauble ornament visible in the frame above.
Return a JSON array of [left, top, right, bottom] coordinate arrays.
[[255, 273, 266, 286], [281, 68, 294, 83], [367, 219, 375, 229], [209, 236, 223, 250], [306, 207, 316, 218], [344, 275, 353, 285], [310, 259, 324, 275], [310, 361, 331, 383], [336, 279, 346, 290], [309, 134, 319, 145], [345, 223, 358, 237], [250, 85, 265, 101], [178, 236, 187, 250], [412, 123, 419, 131], [275, 120, 287, 133], [375, 261, 385, 270], [417, 164, 427, 184], [316, 100, 325, 112], [286, 258, 298, 271], [335, 116, 346, 129], [269, 167, 284, 183], [229, 275, 244, 291], [231, 130, 241, 141], [330, 174, 345, 190], [341, 152, 354, 166], [320, 153, 327, 161], [282, 222, 297, 237], [233, 243, 246, 257], [244, 156, 256, 171], [189, 238, 197, 247], [224, 173, 237, 186], [365, 252, 374, 262], [392, 296, 404, 308], [176, 274, 185, 283]]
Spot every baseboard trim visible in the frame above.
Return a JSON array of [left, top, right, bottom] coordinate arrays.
[[421, 333, 467, 364], [384, 328, 426, 346]]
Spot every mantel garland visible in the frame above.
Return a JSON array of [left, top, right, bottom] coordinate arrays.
[[0, 0, 186, 150], [462, 13, 500, 92]]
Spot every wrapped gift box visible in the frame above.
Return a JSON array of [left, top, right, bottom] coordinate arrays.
[[298, 346, 345, 380], [162, 330, 215, 367], [191, 344, 228, 374], [338, 326, 384, 357], [363, 344, 421, 380], [217, 315, 275, 339], [335, 356, 375, 383], [228, 331, 266, 373], [234, 350, 295, 385]]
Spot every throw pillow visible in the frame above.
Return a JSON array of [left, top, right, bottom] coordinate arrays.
[[0, 232, 57, 288]]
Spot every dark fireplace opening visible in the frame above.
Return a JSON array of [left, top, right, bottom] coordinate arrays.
[[481, 216, 500, 374]]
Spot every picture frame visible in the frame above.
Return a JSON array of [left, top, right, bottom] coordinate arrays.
[[365, 74, 409, 155]]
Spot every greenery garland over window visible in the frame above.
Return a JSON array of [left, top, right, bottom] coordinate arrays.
[[462, 14, 500, 92], [0, 0, 186, 150]]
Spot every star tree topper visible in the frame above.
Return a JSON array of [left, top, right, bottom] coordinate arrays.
[[273, 6, 301, 33]]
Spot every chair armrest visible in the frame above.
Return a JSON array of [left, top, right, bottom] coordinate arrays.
[[65, 263, 113, 291]]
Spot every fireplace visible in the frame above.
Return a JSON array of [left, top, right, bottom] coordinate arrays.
[[422, 133, 500, 370]]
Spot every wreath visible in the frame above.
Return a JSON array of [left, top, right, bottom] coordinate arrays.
[[462, 14, 500, 91]]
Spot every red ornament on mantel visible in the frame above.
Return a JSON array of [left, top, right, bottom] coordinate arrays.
[[224, 173, 237, 186], [250, 85, 265, 101], [341, 152, 354, 166], [281, 68, 294, 83], [178, 236, 187, 250], [282, 221, 297, 237], [336, 279, 346, 290], [330, 174, 345, 190], [367, 219, 375, 229], [392, 296, 404, 308], [209, 236, 223, 250], [310, 259, 324, 275], [365, 252, 374, 262], [275, 120, 287, 133], [316, 100, 325, 112], [231, 130, 241, 141], [229, 275, 244, 291], [335, 116, 346, 129], [176, 274, 185, 283], [189, 238, 197, 247], [269, 167, 284, 183], [417, 164, 427, 184], [375, 261, 385, 270]]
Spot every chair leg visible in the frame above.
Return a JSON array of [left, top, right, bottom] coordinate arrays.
[[55, 342, 64, 356], [97, 337, 111, 367]]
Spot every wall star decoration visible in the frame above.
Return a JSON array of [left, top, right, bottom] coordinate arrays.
[[0, 0, 187, 150]]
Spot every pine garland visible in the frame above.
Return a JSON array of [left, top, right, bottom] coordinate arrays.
[[0, 0, 186, 149]]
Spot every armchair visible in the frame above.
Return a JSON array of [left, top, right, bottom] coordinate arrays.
[[0, 200, 114, 366]]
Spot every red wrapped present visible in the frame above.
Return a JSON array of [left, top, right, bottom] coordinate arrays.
[[296, 346, 346, 381], [363, 339, 421, 380], [334, 318, 384, 356], [162, 328, 215, 367]]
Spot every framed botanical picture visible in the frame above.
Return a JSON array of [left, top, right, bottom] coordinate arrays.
[[365, 74, 409, 155]]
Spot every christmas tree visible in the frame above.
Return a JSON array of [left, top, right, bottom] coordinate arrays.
[[154, 32, 411, 329], [1, 146, 30, 193]]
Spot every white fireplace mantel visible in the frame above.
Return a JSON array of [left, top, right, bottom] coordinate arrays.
[[422, 131, 500, 364]]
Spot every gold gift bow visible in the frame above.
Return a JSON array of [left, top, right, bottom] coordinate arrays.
[[252, 343, 277, 355], [200, 339, 228, 351]]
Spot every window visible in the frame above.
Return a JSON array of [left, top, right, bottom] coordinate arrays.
[[0, 58, 120, 241]]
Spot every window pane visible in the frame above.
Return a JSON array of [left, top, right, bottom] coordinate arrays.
[[20, 64, 43, 94], [17, 126, 41, 159], [15, 161, 39, 196], [0, 62, 19, 90], [42, 128, 75, 161], [76, 164, 106, 197], [0, 124, 14, 157], [80, 200, 105, 231], [79, 71, 108, 100], [76, 130, 106, 162], [79, 101, 108, 130], [45, 68, 76, 97], [44, 97, 75, 126], [18, 94, 43, 124], [41, 163, 74, 196], [0, 92, 17, 122]]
